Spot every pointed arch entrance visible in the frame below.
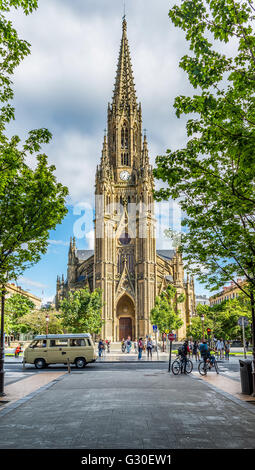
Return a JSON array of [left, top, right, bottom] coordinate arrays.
[[116, 294, 135, 340]]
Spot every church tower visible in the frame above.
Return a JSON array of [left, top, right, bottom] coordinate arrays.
[[94, 18, 157, 341], [56, 17, 195, 341]]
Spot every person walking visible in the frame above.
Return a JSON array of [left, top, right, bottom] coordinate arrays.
[[146, 337, 153, 360], [138, 337, 143, 360], [98, 338, 104, 358], [134, 338, 138, 354]]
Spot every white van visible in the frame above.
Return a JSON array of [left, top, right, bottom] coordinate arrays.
[[24, 333, 97, 369]]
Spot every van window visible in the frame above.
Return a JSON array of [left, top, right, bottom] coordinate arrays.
[[70, 339, 86, 347], [49, 339, 68, 347], [30, 340, 47, 348]]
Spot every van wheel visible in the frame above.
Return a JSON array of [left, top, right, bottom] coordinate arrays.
[[75, 357, 86, 369], [34, 358, 46, 369]]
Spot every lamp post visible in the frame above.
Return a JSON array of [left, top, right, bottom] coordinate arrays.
[[0, 283, 7, 397], [46, 314, 49, 336], [201, 314, 205, 341]]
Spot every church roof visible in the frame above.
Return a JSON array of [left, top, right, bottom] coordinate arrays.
[[112, 18, 137, 108], [156, 250, 176, 261], [77, 250, 94, 261]]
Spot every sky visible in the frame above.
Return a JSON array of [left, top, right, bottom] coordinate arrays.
[[7, 0, 212, 303]]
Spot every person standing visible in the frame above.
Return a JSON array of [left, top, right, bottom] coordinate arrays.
[[224, 341, 230, 360], [121, 338, 126, 353], [192, 340, 199, 362], [138, 338, 143, 360], [146, 337, 153, 360], [126, 336, 132, 354]]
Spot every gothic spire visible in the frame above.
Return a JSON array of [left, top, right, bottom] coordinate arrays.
[[112, 18, 137, 109]]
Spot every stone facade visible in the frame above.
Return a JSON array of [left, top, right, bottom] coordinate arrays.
[[56, 19, 195, 341]]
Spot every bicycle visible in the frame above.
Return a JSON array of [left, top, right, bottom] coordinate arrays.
[[198, 356, 219, 376], [171, 355, 193, 375]]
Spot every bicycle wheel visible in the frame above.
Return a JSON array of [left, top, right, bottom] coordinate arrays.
[[214, 360, 219, 374], [198, 361, 208, 376], [172, 359, 181, 375], [185, 359, 193, 374]]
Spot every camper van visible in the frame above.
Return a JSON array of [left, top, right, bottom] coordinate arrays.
[[24, 334, 97, 369]]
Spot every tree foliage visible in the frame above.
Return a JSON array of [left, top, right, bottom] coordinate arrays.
[[0, 1, 68, 284], [187, 297, 252, 340], [5, 293, 35, 335], [154, 0, 255, 308], [59, 288, 103, 334], [18, 309, 63, 335], [150, 284, 184, 334]]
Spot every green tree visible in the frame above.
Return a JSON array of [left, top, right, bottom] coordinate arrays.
[[188, 298, 252, 341], [150, 285, 184, 336], [5, 293, 35, 336], [153, 0, 255, 375], [0, 1, 68, 284], [59, 288, 103, 334], [18, 309, 63, 335]]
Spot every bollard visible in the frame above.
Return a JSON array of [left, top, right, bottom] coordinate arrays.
[[67, 358, 71, 374], [22, 357, 25, 371]]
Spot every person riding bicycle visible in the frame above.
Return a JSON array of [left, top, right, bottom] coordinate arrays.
[[199, 340, 216, 367], [180, 340, 189, 373]]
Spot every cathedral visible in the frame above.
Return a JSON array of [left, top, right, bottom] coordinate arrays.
[[55, 18, 195, 341]]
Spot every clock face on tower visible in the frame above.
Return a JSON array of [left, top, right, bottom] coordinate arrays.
[[119, 170, 130, 181]]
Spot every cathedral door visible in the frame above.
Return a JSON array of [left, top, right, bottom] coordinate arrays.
[[119, 317, 132, 341]]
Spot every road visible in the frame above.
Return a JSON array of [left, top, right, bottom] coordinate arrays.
[[3, 359, 241, 386]]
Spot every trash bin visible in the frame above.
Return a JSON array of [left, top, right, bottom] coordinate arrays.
[[239, 359, 253, 395]]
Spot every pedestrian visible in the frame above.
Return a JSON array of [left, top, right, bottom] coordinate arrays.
[[138, 337, 143, 360], [121, 338, 126, 353], [15, 344, 22, 358], [134, 338, 138, 354], [146, 337, 153, 360], [98, 338, 104, 357], [192, 340, 199, 362], [216, 338, 224, 359], [188, 340, 192, 358], [224, 341, 230, 360], [126, 336, 132, 353]]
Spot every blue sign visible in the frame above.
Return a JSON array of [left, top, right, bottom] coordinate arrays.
[[153, 325, 157, 331]]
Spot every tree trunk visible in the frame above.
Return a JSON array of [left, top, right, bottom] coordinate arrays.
[[250, 291, 255, 397]]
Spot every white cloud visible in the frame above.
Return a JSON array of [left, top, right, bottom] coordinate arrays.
[[18, 277, 49, 289], [48, 240, 69, 246]]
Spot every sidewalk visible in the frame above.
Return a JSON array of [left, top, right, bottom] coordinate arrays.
[[0, 364, 255, 449]]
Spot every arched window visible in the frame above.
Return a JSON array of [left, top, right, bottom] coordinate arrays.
[[121, 124, 129, 150]]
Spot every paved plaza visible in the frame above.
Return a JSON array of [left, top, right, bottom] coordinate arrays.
[[0, 362, 255, 449]]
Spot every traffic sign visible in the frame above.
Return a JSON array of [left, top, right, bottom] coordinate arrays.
[[237, 316, 249, 327], [168, 333, 175, 341], [153, 325, 157, 332]]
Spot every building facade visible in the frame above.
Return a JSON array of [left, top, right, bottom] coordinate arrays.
[[56, 19, 195, 341], [210, 279, 245, 306], [6, 283, 42, 309]]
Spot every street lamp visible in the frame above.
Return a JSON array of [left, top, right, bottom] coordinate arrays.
[[201, 314, 205, 341], [46, 314, 49, 336]]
